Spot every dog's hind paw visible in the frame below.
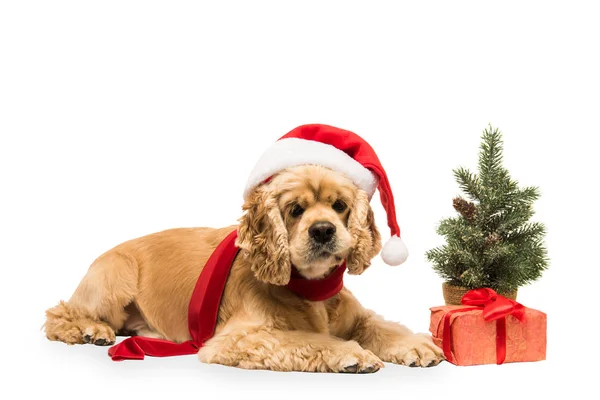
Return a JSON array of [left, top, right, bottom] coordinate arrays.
[[82, 325, 115, 346]]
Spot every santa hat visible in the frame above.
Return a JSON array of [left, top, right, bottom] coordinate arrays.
[[243, 124, 408, 266]]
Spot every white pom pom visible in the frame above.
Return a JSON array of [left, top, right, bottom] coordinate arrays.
[[381, 235, 408, 266]]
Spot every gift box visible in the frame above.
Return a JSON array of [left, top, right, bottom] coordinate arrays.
[[429, 288, 546, 366]]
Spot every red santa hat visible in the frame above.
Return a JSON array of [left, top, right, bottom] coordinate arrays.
[[243, 123, 408, 266]]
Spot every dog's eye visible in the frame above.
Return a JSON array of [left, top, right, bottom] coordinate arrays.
[[290, 204, 305, 218], [332, 200, 347, 213]]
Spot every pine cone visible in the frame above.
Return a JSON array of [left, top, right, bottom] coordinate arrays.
[[484, 232, 502, 247], [453, 197, 477, 221]]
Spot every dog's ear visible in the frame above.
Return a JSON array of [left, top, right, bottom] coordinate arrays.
[[346, 189, 382, 275], [236, 186, 291, 285]]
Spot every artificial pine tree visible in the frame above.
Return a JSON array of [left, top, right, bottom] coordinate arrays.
[[426, 125, 549, 298]]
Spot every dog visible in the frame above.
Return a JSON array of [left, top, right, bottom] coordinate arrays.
[[44, 164, 444, 372]]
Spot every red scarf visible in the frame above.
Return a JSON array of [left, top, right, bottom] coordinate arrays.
[[108, 229, 346, 361]]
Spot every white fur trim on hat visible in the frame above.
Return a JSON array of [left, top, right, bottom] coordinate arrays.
[[381, 235, 408, 266], [243, 138, 378, 200]]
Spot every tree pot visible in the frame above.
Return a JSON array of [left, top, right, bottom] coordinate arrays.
[[442, 282, 518, 306]]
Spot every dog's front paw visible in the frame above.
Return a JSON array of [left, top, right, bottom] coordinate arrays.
[[327, 341, 384, 373], [381, 333, 444, 367]]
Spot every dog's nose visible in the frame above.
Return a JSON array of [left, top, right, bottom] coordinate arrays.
[[308, 221, 336, 244]]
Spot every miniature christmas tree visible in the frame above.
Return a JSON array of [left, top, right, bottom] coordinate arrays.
[[426, 125, 549, 295]]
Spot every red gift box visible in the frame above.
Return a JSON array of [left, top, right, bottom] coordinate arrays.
[[429, 288, 547, 366]]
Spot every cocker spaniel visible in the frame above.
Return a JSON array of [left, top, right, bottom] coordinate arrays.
[[44, 125, 444, 372]]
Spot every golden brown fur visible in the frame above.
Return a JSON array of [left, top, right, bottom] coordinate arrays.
[[44, 165, 443, 372]]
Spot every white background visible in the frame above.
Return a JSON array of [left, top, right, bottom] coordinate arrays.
[[1, 1, 598, 398]]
